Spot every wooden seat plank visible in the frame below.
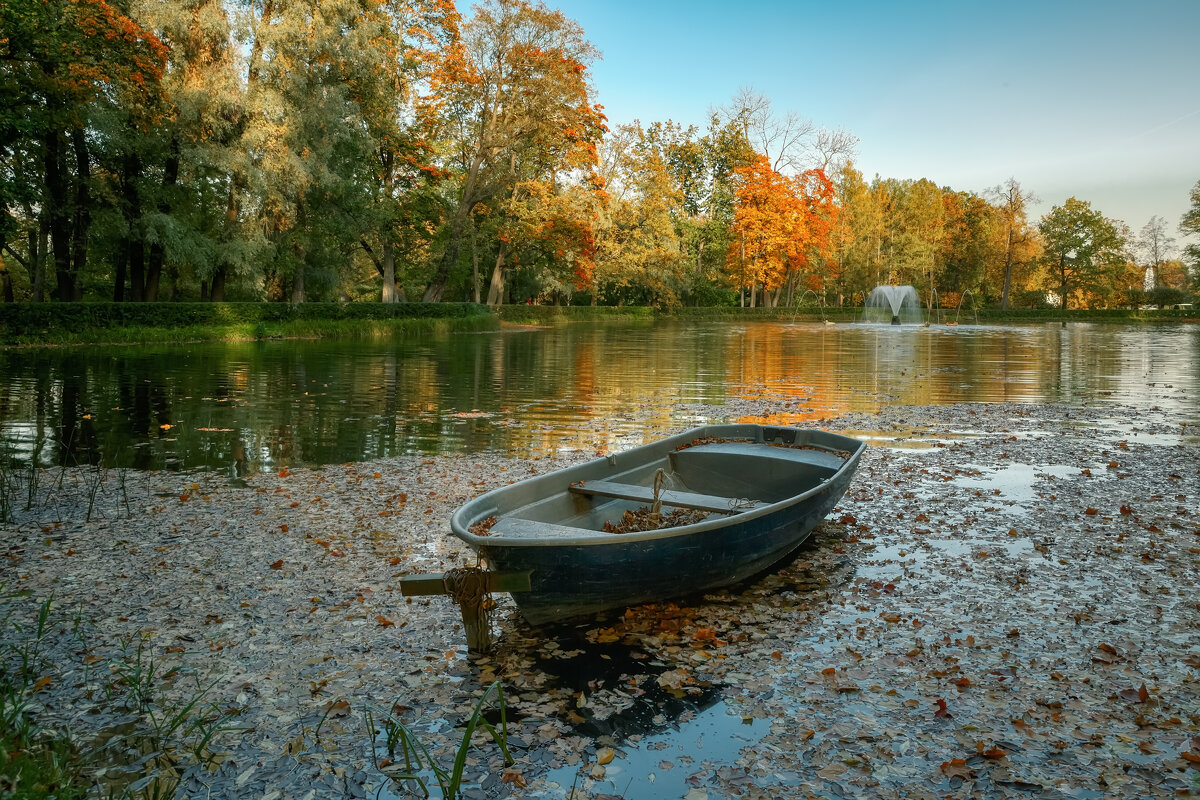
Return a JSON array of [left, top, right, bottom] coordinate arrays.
[[569, 480, 764, 515]]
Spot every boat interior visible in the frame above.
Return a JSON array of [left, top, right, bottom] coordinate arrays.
[[486, 437, 850, 538]]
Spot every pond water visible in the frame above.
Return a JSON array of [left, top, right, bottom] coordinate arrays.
[[1, 320, 1196, 472]]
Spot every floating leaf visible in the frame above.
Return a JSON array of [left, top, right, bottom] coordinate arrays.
[[939, 758, 973, 779]]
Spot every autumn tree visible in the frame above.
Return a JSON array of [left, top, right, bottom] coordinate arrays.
[[590, 122, 691, 307], [348, 0, 461, 303], [987, 179, 1038, 309], [832, 162, 884, 304], [424, 0, 606, 303], [725, 155, 837, 308], [1038, 197, 1127, 310], [1, 0, 167, 300], [938, 190, 993, 299]]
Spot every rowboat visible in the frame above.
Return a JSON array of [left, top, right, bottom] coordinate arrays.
[[449, 423, 865, 625]]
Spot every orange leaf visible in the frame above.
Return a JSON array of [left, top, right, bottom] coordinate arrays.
[[377, 616, 395, 627], [269, 560, 284, 570], [1084, 508, 1099, 515], [934, 697, 953, 718], [279, 524, 289, 533], [939, 758, 973, 779], [1181, 751, 1200, 764]]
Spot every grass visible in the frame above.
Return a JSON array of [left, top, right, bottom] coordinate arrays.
[[3, 314, 499, 348], [0, 591, 240, 800], [368, 681, 515, 799]]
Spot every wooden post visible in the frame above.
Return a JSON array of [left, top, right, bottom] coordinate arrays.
[[400, 570, 531, 654]]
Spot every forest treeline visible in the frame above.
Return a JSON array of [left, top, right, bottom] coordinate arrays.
[[3, 0, 1199, 311]]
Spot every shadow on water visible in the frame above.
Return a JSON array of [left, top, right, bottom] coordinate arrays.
[[488, 526, 858, 798]]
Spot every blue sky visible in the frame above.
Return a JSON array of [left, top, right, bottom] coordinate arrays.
[[548, 0, 1200, 241]]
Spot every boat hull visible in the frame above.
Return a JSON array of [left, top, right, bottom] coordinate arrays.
[[450, 424, 864, 624]]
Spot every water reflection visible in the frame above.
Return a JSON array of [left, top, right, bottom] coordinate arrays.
[[0, 321, 1196, 471]]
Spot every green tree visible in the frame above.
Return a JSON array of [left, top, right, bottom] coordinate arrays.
[[1038, 197, 1127, 310]]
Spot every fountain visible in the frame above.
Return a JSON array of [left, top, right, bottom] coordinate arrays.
[[864, 285, 923, 325]]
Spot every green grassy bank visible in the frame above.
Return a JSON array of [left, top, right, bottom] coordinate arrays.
[[0, 302, 497, 347], [1, 301, 1194, 347]]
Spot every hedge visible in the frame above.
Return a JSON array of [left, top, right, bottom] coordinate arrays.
[[0, 301, 491, 343]]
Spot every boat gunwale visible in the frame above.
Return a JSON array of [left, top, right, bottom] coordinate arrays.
[[450, 424, 866, 549]]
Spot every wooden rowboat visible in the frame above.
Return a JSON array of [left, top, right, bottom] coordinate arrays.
[[450, 424, 865, 625]]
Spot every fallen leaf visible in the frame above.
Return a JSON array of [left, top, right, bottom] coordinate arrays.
[[934, 697, 953, 718], [324, 700, 351, 717], [270, 560, 284, 570], [940, 758, 974, 779]]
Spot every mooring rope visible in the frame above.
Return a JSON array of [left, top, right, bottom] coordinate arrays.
[[651, 468, 667, 519], [444, 565, 491, 612]]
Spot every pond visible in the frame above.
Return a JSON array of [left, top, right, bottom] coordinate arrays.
[[1, 320, 1197, 473]]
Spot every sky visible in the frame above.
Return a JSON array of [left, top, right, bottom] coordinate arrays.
[[546, 0, 1200, 242]]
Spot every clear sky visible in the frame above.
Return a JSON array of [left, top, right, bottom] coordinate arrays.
[[548, 0, 1200, 241]]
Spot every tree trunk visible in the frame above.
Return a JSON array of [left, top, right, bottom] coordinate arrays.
[[69, 127, 89, 301], [291, 260, 305, 303], [145, 136, 179, 303], [1059, 255, 1069, 311], [44, 126, 74, 301], [1000, 223, 1014, 310], [485, 242, 506, 306], [0, 262, 12, 302], [121, 151, 146, 301], [470, 218, 481, 304], [113, 237, 128, 301], [381, 238, 399, 303], [30, 214, 46, 302], [210, 266, 226, 302], [423, 147, 489, 302]]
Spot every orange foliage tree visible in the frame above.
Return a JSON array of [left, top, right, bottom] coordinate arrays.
[[726, 155, 839, 307]]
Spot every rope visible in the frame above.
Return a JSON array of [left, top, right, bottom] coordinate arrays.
[[651, 468, 667, 518], [727, 497, 757, 513], [444, 565, 491, 612]]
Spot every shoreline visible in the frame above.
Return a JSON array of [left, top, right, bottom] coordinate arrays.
[[2, 400, 1198, 798]]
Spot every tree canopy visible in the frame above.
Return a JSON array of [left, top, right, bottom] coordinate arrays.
[[0, 1, 1191, 309]]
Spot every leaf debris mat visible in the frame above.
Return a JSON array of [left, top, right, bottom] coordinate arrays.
[[2, 401, 1197, 799]]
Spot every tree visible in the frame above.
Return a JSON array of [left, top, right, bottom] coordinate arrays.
[[1, 0, 167, 300], [423, 0, 606, 303], [715, 88, 856, 176], [1038, 197, 1126, 310], [347, 0, 461, 303], [591, 122, 690, 307], [1136, 215, 1175, 291], [987, 179, 1037, 310], [1179, 179, 1200, 290], [832, 162, 884, 304]]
